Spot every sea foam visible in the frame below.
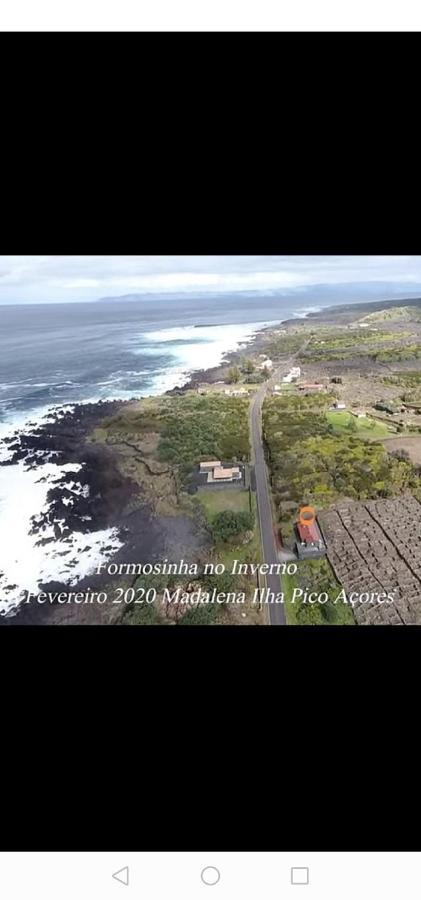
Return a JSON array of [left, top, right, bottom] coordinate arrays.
[[134, 320, 279, 396], [0, 410, 123, 616]]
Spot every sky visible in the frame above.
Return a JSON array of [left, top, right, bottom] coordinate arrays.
[[1, 256, 421, 305]]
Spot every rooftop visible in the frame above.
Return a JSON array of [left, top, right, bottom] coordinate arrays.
[[200, 460, 221, 470], [297, 520, 324, 544], [212, 466, 241, 480]]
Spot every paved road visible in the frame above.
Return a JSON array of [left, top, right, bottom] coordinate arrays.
[[250, 348, 308, 625], [250, 376, 286, 625]]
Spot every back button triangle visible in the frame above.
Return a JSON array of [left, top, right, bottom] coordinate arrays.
[[112, 867, 129, 886]]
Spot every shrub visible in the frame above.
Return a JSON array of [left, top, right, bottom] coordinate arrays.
[[295, 603, 327, 625], [212, 510, 254, 542], [179, 604, 219, 625], [227, 366, 241, 384], [201, 571, 237, 593]]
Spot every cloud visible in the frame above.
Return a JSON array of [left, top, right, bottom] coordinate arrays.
[[0, 255, 421, 304]]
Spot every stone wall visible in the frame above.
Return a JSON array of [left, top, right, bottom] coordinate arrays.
[[318, 495, 421, 624]]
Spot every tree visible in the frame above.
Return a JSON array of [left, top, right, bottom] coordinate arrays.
[[212, 510, 254, 542], [242, 358, 255, 374], [227, 366, 241, 384], [245, 373, 264, 384]]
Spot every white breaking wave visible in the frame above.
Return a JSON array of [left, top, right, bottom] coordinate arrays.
[[0, 457, 123, 616], [293, 305, 323, 319], [0, 404, 123, 616], [134, 320, 280, 396]]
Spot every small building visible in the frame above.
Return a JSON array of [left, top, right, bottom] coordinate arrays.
[[282, 366, 300, 383], [334, 402, 346, 410], [298, 383, 325, 393], [200, 460, 221, 472], [212, 466, 241, 482], [259, 358, 273, 370], [224, 387, 248, 397], [295, 519, 326, 560], [196, 461, 247, 492]]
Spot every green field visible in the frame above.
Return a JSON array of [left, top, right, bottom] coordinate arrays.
[[263, 392, 420, 513], [283, 560, 355, 626], [98, 392, 251, 492], [326, 410, 393, 438], [198, 487, 261, 571], [199, 488, 250, 518], [196, 488, 264, 623]]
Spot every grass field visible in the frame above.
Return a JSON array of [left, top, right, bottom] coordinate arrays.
[[199, 488, 251, 519], [326, 410, 393, 438], [197, 488, 265, 624], [198, 488, 262, 569], [218, 492, 262, 563], [198, 491, 262, 568], [199, 488, 262, 566]]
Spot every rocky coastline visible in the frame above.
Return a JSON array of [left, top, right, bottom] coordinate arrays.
[[0, 396, 211, 625]]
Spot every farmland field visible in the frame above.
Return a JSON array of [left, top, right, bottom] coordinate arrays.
[[326, 410, 393, 438]]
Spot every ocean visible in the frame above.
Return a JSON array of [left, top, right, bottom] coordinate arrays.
[[0, 292, 322, 426]]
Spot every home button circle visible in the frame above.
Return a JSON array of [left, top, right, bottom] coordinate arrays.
[[201, 867, 221, 886]]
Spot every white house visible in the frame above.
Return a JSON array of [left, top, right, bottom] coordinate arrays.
[[200, 460, 221, 471], [259, 358, 273, 370], [282, 366, 300, 383], [224, 387, 248, 396]]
